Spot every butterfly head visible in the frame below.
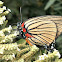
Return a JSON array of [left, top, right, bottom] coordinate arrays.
[[17, 22, 23, 37], [17, 22, 26, 39]]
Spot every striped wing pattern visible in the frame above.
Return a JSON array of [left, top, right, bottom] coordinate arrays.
[[52, 20, 62, 37], [24, 16, 60, 46]]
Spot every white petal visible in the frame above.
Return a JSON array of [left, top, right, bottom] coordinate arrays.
[[17, 47, 20, 51], [2, 40, 5, 42], [39, 55, 45, 60], [12, 53, 15, 58], [0, 21, 3, 25], [3, 6, 6, 10], [8, 25, 12, 31], [0, 1, 3, 4], [8, 9, 11, 12]]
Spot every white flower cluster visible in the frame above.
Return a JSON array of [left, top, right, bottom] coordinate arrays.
[[31, 45, 39, 51], [0, 1, 3, 5], [2, 53, 15, 60], [0, 27, 18, 43], [1, 25, 12, 33], [0, 16, 6, 25], [0, 6, 6, 13], [39, 53, 48, 60], [13, 31, 18, 36], [0, 31, 5, 37], [39, 49, 61, 61], [7, 25, 12, 33], [0, 1, 11, 25], [4, 35, 13, 42], [53, 49, 61, 58], [0, 47, 4, 54], [0, 43, 18, 50]]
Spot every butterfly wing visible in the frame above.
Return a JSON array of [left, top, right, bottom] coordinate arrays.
[[25, 16, 57, 46]]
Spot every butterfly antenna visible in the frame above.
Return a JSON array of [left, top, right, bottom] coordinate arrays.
[[20, 7, 22, 23]]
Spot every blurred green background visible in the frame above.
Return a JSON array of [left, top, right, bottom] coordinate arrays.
[[1, 0, 62, 55], [1, 0, 62, 24]]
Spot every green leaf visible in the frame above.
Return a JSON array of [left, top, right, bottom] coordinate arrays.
[[17, 39, 26, 44], [44, 0, 56, 10]]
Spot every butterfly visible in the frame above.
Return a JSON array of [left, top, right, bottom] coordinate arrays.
[[17, 15, 62, 48]]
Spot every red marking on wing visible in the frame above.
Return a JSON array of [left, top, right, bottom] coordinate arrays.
[[25, 33, 34, 38], [23, 28, 26, 32], [21, 22, 24, 27]]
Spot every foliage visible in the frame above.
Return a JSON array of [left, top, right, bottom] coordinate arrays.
[[2, 0, 62, 24], [56, 35, 62, 55]]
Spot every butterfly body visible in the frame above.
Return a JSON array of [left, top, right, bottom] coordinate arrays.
[[17, 16, 62, 47]]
